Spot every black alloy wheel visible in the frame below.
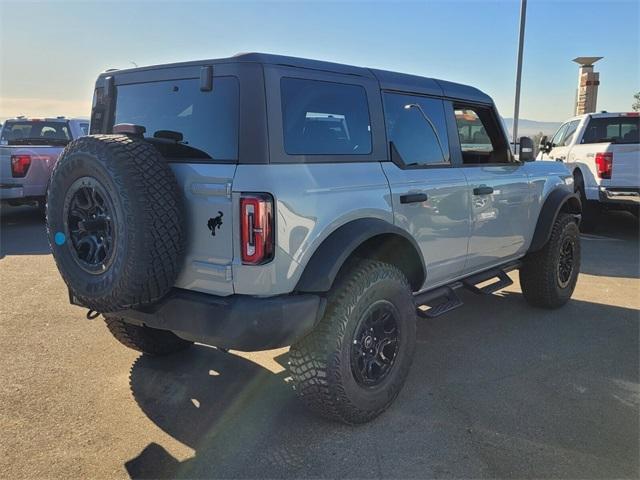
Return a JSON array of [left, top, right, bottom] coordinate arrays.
[[557, 237, 575, 288], [350, 300, 400, 387], [64, 176, 117, 274]]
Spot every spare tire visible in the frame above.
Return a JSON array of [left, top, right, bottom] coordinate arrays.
[[46, 135, 185, 313]]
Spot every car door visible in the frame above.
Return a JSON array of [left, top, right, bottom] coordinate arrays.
[[381, 92, 471, 289], [541, 121, 571, 161], [551, 119, 581, 163], [449, 103, 532, 274]]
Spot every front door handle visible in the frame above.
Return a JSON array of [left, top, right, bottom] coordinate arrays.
[[400, 193, 428, 204], [473, 186, 494, 195]]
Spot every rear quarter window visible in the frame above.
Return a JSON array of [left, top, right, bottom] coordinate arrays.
[[113, 77, 239, 161], [281, 78, 372, 155]]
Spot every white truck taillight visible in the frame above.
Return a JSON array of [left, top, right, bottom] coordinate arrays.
[[595, 152, 613, 179], [240, 193, 274, 265], [11, 155, 31, 178]]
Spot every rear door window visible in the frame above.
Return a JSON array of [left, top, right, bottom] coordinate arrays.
[[383, 93, 449, 166], [581, 116, 640, 144], [281, 78, 372, 155], [114, 77, 239, 161]]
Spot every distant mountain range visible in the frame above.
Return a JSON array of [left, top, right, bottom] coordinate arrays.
[[503, 118, 562, 138]]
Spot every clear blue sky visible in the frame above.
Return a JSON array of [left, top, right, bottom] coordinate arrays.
[[1, 0, 638, 122]]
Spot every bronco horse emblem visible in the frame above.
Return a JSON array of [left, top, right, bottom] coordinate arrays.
[[207, 211, 224, 236]]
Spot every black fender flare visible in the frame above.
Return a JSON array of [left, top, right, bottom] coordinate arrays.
[[529, 188, 581, 252], [294, 218, 426, 293]]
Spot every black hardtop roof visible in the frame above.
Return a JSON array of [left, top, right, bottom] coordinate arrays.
[[101, 52, 492, 105]]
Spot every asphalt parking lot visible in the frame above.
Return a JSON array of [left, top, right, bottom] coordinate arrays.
[[0, 206, 638, 479]]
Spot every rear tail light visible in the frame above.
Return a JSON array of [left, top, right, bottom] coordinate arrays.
[[11, 155, 31, 177], [595, 152, 613, 179], [240, 193, 274, 265]]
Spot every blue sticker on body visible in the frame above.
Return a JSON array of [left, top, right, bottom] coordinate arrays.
[[54, 232, 66, 245]]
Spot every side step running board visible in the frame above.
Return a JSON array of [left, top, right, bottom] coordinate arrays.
[[462, 261, 520, 295], [415, 282, 464, 318], [413, 262, 522, 318]]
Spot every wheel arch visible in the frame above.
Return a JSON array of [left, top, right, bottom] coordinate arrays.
[[294, 218, 426, 293], [529, 188, 581, 252]]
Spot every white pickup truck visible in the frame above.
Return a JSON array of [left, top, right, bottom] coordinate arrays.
[[0, 117, 89, 211], [538, 112, 639, 229]]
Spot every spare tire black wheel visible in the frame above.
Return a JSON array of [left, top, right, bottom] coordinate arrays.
[[46, 135, 185, 313]]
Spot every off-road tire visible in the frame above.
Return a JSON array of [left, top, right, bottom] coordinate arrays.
[[520, 213, 580, 309], [289, 259, 416, 424], [46, 135, 185, 313], [105, 316, 193, 355]]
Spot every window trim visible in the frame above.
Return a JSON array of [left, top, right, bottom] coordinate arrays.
[[381, 91, 452, 170]]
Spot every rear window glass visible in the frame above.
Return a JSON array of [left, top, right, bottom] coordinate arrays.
[[281, 78, 372, 155], [581, 116, 640, 144], [114, 77, 239, 161], [0, 121, 71, 145]]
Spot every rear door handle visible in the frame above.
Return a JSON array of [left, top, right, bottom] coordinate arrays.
[[400, 193, 428, 204], [473, 186, 494, 195]]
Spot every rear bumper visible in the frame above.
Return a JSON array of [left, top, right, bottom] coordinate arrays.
[[110, 288, 326, 351], [599, 187, 640, 206], [0, 182, 46, 201], [0, 184, 25, 200]]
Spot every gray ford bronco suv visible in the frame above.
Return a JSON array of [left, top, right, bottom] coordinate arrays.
[[47, 53, 581, 424]]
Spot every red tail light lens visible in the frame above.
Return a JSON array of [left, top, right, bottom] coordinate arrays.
[[595, 152, 613, 179], [240, 193, 274, 265], [11, 155, 31, 177]]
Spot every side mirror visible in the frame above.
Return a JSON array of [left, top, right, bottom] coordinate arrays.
[[519, 136, 535, 161], [538, 135, 549, 154]]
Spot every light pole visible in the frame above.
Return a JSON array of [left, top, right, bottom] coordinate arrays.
[[512, 0, 527, 144]]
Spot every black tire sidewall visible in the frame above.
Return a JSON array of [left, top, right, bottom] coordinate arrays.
[[47, 149, 130, 302], [551, 218, 581, 303], [334, 268, 416, 414]]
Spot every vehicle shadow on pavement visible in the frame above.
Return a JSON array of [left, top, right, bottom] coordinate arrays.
[[0, 205, 50, 258], [579, 211, 639, 279], [125, 290, 639, 479]]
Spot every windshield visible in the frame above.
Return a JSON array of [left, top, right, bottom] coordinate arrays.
[[0, 121, 72, 146]]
